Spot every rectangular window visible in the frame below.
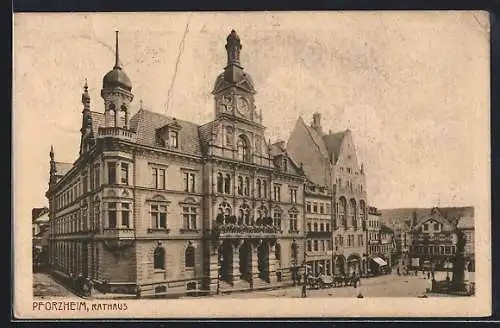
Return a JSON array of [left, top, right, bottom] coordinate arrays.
[[319, 204, 324, 214], [307, 240, 312, 252], [328, 240, 333, 250], [434, 223, 439, 231], [320, 223, 324, 232], [313, 240, 318, 251], [108, 203, 117, 228], [358, 235, 364, 247], [289, 213, 298, 232], [108, 162, 116, 184], [423, 223, 428, 231], [121, 163, 129, 185], [321, 240, 325, 251], [183, 207, 197, 230], [290, 189, 297, 203], [151, 168, 166, 189], [273, 184, 281, 202], [306, 202, 311, 213], [169, 131, 178, 148], [184, 173, 196, 193], [326, 204, 330, 214], [307, 223, 312, 231], [326, 223, 330, 232], [151, 204, 167, 229], [312, 203, 318, 213], [121, 203, 130, 228]]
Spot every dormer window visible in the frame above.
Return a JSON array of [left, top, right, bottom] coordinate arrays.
[[169, 131, 178, 148], [157, 119, 182, 149]]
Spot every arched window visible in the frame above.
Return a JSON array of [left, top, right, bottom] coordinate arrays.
[[224, 174, 231, 194], [244, 177, 250, 196], [256, 179, 262, 198], [338, 197, 347, 228], [219, 202, 232, 224], [237, 135, 250, 161], [273, 207, 282, 229], [359, 200, 366, 222], [349, 199, 357, 228], [239, 204, 251, 225], [185, 243, 195, 268], [154, 246, 165, 270], [237, 176, 243, 195], [216, 173, 223, 193]]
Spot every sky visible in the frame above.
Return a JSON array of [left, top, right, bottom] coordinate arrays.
[[13, 11, 490, 214]]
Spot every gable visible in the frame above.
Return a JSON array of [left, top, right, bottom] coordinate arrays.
[[287, 117, 329, 186], [335, 131, 360, 171]]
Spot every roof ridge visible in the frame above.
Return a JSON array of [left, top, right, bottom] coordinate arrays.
[[300, 118, 328, 159]]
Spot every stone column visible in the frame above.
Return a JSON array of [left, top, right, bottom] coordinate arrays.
[[268, 242, 277, 284], [208, 240, 221, 294], [229, 241, 241, 285], [250, 241, 261, 287]]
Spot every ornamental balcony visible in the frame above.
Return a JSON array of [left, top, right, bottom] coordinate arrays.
[[306, 231, 332, 238], [102, 228, 135, 240], [98, 127, 137, 142], [213, 223, 281, 239]]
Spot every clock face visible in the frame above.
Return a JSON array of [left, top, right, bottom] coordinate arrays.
[[236, 96, 250, 116]]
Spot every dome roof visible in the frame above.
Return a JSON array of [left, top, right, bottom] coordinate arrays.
[[213, 68, 256, 94], [103, 67, 132, 91]]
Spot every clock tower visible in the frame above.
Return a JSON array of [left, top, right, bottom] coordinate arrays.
[[210, 30, 267, 161], [212, 30, 262, 124]]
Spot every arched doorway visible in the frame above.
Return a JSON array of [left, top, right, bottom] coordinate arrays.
[[257, 242, 270, 282], [334, 255, 346, 276], [239, 241, 252, 281], [220, 240, 233, 282], [347, 254, 361, 275]]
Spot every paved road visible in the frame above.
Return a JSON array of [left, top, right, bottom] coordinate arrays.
[[212, 273, 448, 298], [33, 272, 76, 298]]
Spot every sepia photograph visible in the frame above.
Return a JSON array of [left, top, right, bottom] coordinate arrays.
[[13, 11, 490, 318]]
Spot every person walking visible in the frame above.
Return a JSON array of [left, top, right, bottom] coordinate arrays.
[[301, 281, 307, 298]]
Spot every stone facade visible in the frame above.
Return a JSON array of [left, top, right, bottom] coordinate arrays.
[[304, 182, 334, 276], [46, 30, 306, 297], [287, 114, 369, 277]]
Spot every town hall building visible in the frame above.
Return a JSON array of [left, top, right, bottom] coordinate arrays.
[[46, 30, 308, 297]]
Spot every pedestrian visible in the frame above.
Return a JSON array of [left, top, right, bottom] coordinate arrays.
[[397, 267, 400, 276], [427, 271, 431, 279], [301, 282, 307, 298]]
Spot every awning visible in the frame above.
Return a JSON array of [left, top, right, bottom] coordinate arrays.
[[372, 257, 388, 266]]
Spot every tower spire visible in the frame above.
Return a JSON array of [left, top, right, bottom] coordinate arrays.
[[225, 30, 242, 67], [81, 78, 90, 108], [114, 30, 121, 69]]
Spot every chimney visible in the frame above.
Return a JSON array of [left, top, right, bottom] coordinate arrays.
[[311, 112, 322, 134]]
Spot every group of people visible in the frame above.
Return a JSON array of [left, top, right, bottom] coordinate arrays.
[[301, 270, 361, 298], [396, 266, 435, 280]]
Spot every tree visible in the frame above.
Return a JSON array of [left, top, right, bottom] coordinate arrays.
[[451, 229, 466, 291]]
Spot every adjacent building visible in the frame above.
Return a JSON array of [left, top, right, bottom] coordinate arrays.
[[46, 30, 307, 297], [32, 207, 50, 252], [457, 214, 475, 272], [366, 206, 394, 274], [287, 113, 368, 277], [408, 207, 458, 270], [304, 180, 334, 277]]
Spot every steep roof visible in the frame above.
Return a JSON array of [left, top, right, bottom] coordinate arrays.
[[302, 120, 329, 159], [323, 131, 347, 163], [55, 162, 73, 176], [90, 111, 105, 131], [129, 109, 202, 157]]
